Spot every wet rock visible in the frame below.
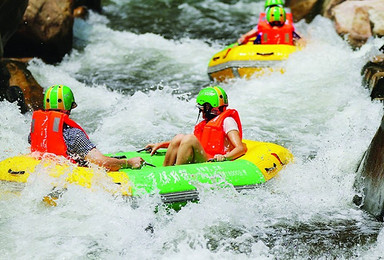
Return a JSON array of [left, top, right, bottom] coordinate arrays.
[[288, 0, 320, 22], [5, 85, 28, 114], [0, 0, 29, 110], [361, 48, 384, 100], [331, 0, 384, 48], [0, 0, 100, 114], [4, 0, 75, 64], [3, 59, 44, 112], [0, 59, 28, 113], [286, 0, 345, 22], [357, 47, 384, 219], [74, 6, 89, 19], [355, 115, 384, 221], [322, 0, 345, 19], [287, 0, 384, 48], [0, 0, 28, 57], [0, 60, 11, 98]]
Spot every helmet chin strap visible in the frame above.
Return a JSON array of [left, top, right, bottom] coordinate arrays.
[[195, 103, 224, 124], [195, 110, 202, 125]]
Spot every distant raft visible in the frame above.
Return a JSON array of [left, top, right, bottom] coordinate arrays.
[[208, 11, 300, 82], [0, 140, 293, 206], [207, 40, 299, 82]]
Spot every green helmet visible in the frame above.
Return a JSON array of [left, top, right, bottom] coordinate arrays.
[[44, 84, 77, 111], [264, 0, 284, 9], [196, 86, 228, 108], [266, 6, 286, 25]]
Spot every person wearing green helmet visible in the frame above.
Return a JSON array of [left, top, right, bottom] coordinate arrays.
[[145, 86, 246, 166], [237, 5, 303, 46], [264, 0, 285, 10], [29, 84, 144, 171]]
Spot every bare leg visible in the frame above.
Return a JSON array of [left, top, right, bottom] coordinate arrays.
[[163, 134, 185, 166], [175, 134, 207, 165]]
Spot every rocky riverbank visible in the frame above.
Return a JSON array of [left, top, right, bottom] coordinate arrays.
[[0, 0, 101, 112]]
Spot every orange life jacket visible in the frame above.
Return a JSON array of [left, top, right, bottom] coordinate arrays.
[[194, 109, 242, 158], [30, 110, 88, 159], [257, 12, 294, 27], [257, 12, 295, 45]]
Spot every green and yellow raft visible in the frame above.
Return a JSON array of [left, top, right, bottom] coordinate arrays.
[[207, 39, 299, 82], [0, 140, 293, 204]]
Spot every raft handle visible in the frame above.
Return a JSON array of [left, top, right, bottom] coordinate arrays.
[[111, 155, 126, 159], [143, 161, 156, 167], [257, 52, 274, 56], [136, 147, 159, 155], [110, 155, 156, 168], [8, 169, 25, 175], [265, 163, 277, 172], [136, 147, 152, 153]]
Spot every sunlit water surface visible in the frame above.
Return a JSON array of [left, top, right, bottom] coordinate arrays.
[[1, 0, 384, 258]]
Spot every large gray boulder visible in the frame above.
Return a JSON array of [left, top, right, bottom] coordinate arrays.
[[287, 0, 319, 22], [331, 0, 384, 48], [287, 0, 384, 48]]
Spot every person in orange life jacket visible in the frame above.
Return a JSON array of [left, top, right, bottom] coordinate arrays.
[[29, 85, 144, 171], [145, 86, 247, 166], [237, 6, 302, 46]]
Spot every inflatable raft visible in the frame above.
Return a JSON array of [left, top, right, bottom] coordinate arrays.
[[0, 140, 293, 205], [208, 13, 299, 82], [208, 41, 298, 82]]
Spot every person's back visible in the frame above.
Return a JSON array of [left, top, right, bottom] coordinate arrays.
[[30, 109, 91, 162], [30, 85, 88, 161], [29, 84, 143, 171]]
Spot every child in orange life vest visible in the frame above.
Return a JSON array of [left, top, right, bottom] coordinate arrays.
[[237, 6, 303, 46], [145, 86, 247, 166], [29, 85, 144, 171]]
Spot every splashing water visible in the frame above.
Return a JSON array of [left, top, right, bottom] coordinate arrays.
[[1, 0, 384, 258]]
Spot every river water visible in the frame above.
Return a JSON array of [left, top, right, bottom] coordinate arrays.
[[1, 0, 384, 258]]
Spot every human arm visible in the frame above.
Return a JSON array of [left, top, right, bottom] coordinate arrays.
[[85, 148, 144, 171], [145, 141, 170, 156], [214, 130, 246, 162], [64, 127, 143, 171], [238, 29, 258, 45]]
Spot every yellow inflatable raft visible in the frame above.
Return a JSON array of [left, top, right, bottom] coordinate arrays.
[[207, 39, 298, 82]]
